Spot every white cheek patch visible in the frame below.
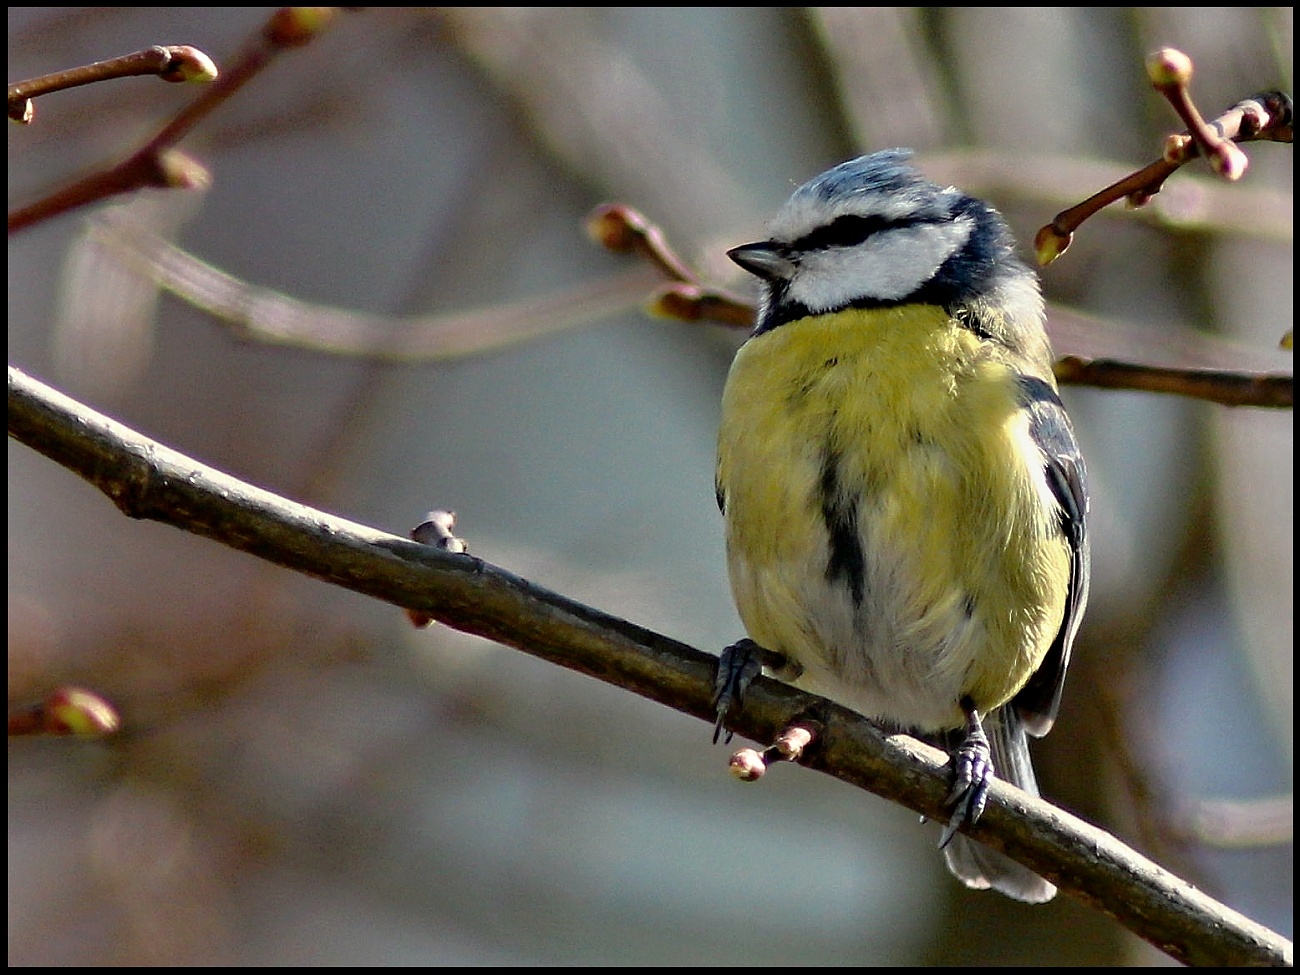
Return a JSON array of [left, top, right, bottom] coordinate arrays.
[[787, 216, 974, 311]]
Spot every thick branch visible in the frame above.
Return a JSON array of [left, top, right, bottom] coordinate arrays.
[[7, 364, 1292, 968]]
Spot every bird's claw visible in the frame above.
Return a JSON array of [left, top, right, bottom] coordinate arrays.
[[712, 638, 766, 743], [938, 715, 993, 849]]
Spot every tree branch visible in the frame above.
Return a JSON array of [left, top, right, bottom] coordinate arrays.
[[79, 208, 663, 361], [6, 44, 217, 123], [7, 364, 1293, 968], [1034, 49, 1292, 264], [1053, 356, 1293, 408], [7, 8, 341, 234]]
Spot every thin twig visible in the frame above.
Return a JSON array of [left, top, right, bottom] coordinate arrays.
[[1034, 48, 1291, 264], [1053, 356, 1293, 408], [7, 8, 341, 233], [7, 44, 217, 123], [586, 203, 756, 326]]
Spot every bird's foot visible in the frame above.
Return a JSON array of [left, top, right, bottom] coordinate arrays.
[[712, 638, 778, 743], [938, 700, 993, 849]]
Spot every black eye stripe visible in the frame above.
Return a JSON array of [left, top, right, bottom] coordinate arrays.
[[793, 212, 935, 251]]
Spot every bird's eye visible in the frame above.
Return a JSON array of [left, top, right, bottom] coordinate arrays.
[[797, 213, 900, 251]]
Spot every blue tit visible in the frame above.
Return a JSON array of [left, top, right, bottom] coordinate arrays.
[[715, 149, 1089, 903]]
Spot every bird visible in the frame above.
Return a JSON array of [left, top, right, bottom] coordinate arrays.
[[713, 149, 1090, 903]]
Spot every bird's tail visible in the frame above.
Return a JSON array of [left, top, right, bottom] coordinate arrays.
[[941, 706, 1057, 903]]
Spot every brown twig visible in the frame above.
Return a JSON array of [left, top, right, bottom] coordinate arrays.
[[586, 203, 701, 283], [586, 203, 756, 327], [1053, 357, 1293, 409], [644, 282, 758, 328], [7, 7, 341, 234], [6, 44, 217, 123], [1035, 48, 1292, 264], [1148, 48, 1250, 180]]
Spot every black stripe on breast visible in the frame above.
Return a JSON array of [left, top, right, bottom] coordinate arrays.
[[820, 452, 866, 607]]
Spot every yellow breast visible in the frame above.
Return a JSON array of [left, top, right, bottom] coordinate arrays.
[[716, 306, 1070, 730]]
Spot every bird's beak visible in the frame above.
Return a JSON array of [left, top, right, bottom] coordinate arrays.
[[727, 241, 795, 282]]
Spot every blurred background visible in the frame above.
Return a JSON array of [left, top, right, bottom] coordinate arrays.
[[8, 7, 1292, 965]]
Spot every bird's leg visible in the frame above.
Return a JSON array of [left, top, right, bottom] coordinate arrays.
[[711, 637, 793, 744], [939, 696, 993, 848]]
